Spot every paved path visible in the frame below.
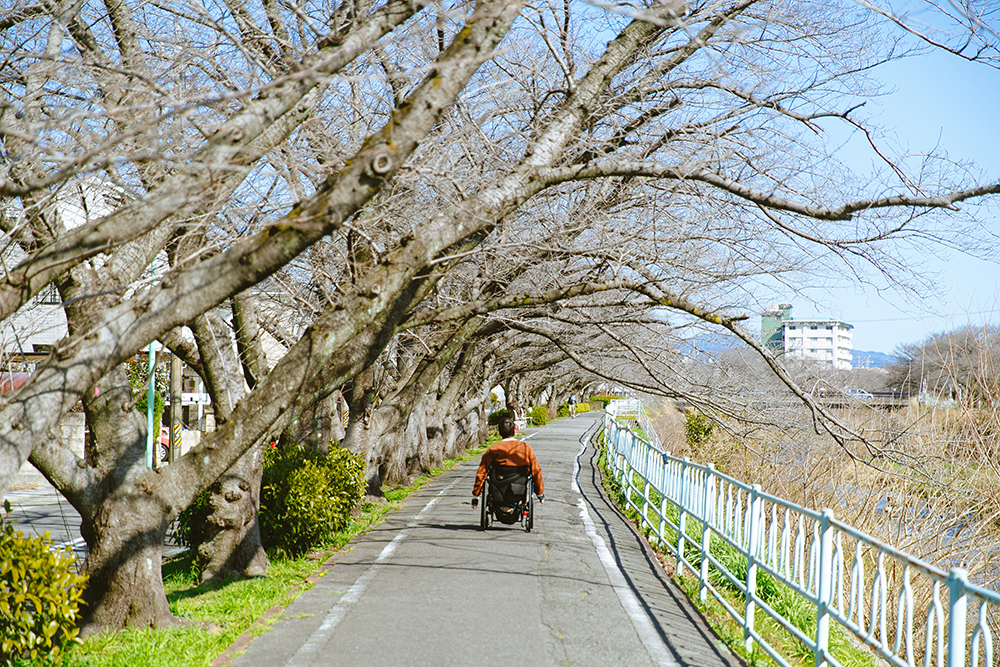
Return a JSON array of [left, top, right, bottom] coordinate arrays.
[[228, 415, 743, 667], [4, 483, 182, 559], [4, 485, 89, 558]]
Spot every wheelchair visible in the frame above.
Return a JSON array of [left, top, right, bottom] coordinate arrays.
[[479, 465, 534, 532]]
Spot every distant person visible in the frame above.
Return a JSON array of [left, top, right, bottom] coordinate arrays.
[[568, 394, 577, 418], [472, 416, 544, 508]]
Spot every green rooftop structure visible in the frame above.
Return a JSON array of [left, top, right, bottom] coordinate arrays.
[[761, 302, 792, 352]]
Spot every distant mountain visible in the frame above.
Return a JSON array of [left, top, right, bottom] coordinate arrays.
[[852, 350, 899, 369], [674, 332, 741, 362], [675, 335, 899, 369]]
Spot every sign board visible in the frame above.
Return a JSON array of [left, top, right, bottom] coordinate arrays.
[[164, 392, 212, 406]]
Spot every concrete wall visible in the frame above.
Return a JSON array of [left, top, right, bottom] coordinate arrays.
[[15, 412, 86, 488]]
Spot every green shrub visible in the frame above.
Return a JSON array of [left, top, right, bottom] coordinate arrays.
[[589, 395, 622, 409], [684, 412, 714, 447], [528, 405, 548, 426], [126, 356, 167, 434], [134, 389, 165, 435], [0, 501, 87, 665], [487, 408, 510, 426], [576, 402, 591, 413], [557, 404, 569, 418], [175, 491, 211, 549], [259, 444, 366, 558]]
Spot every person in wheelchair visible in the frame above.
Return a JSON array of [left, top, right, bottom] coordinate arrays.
[[472, 416, 544, 523]]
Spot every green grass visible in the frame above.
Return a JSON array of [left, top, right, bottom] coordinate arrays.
[[45, 438, 494, 667]]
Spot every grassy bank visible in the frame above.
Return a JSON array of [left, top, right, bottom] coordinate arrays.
[[592, 428, 878, 667], [51, 440, 492, 667]]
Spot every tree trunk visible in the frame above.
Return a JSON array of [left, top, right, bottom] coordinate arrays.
[[548, 387, 575, 415], [197, 442, 269, 582], [231, 293, 267, 390], [191, 313, 270, 581], [79, 496, 177, 636], [402, 401, 434, 475], [505, 376, 525, 422], [285, 392, 336, 453], [70, 365, 180, 635], [342, 404, 390, 498]]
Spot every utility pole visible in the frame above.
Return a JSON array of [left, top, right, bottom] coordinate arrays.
[[169, 354, 182, 463], [146, 342, 156, 468]]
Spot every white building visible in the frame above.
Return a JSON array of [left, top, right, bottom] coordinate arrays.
[[783, 319, 853, 369], [2, 177, 130, 361], [761, 304, 853, 370]]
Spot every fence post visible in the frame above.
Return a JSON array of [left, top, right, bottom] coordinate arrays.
[[947, 568, 968, 667], [676, 457, 689, 577], [700, 463, 716, 602], [815, 509, 834, 667], [744, 484, 762, 652], [609, 416, 623, 480], [642, 443, 652, 531], [621, 430, 632, 493], [658, 452, 669, 547]]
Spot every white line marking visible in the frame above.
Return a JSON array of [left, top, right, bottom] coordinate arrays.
[[574, 442, 679, 667], [284, 478, 461, 667], [58, 536, 86, 549]]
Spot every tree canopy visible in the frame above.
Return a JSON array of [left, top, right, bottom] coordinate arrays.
[[2, 0, 999, 633]]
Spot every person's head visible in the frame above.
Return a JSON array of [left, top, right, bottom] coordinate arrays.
[[498, 416, 516, 438]]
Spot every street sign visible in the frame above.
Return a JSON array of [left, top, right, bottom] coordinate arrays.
[[164, 392, 212, 406]]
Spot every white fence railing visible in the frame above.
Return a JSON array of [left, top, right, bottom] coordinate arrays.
[[604, 398, 664, 450], [602, 402, 1000, 667]]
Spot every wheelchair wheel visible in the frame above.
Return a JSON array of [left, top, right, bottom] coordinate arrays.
[[479, 477, 489, 531], [525, 478, 533, 533]]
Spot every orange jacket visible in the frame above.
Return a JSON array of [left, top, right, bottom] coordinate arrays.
[[473, 438, 544, 497]]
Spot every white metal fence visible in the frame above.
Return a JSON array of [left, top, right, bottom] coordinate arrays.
[[602, 401, 1000, 667]]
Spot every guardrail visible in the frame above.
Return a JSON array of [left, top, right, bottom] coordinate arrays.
[[604, 398, 664, 450], [602, 401, 999, 667]]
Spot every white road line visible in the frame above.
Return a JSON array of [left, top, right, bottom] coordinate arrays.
[[574, 441, 679, 667], [284, 478, 461, 667], [58, 535, 86, 549], [4, 488, 53, 501]]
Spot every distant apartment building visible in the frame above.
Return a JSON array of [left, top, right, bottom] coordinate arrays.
[[760, 303, 853, 370]]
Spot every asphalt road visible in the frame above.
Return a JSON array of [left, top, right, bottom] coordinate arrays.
[[227, 414, 743, 667], [5, 479, 183, 560], [4, 485, 89, 559]]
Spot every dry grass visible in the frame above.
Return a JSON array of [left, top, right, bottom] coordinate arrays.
[[644, 396, 1000, 667], [653, 398, 1000, 589]]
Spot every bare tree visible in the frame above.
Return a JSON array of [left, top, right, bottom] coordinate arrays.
[[1, 0, 527, 632], [888, 324, 1000, 403], [2, 0, 999, 637]]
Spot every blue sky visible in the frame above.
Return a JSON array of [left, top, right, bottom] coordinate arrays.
[[794, 48, 1000, 354]]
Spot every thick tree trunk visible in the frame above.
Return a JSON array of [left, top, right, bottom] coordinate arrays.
[[284, 392, 336, 453], [191, 313, 270, 581], [545, 384, 559, 415], [402, 402, 434, 475], [505, 377, 525, 422], [331, 390, 347, 444], [344, 396, 436, 494], [197, 442, 269, 582], [69, 366, 180, 635], [342, 406, 391, 498], [79, 497, 176, 636]]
